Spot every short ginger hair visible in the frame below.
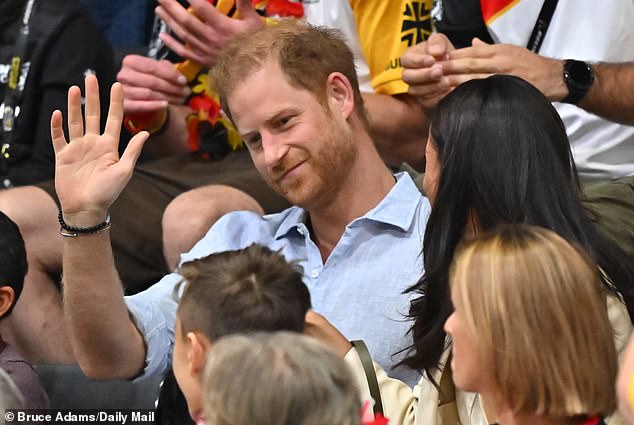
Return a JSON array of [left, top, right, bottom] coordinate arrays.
[[210, 19, 367, 125]]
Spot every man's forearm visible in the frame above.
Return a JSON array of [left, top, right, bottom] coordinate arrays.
[[63, 230, 146, 380], [437, 40, 634, 126], [578, 62, 634, 125], [362, 93, 428, 170]]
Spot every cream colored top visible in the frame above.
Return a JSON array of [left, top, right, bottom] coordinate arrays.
[[346, 295, 632, 425]]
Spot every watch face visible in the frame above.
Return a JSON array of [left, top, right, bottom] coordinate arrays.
[[565, 60, 593, 88]]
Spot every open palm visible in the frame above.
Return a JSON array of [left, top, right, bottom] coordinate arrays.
[[51, 75, 148, 221]]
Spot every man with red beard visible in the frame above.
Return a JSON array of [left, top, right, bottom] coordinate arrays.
[[52, 21, 430, 387]]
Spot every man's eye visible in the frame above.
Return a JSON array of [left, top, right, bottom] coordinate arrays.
[[276, 116, 294, 128], [244, 134, 262, 148]]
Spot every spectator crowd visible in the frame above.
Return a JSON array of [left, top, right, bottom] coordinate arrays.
[[1, 1, 633, 425]]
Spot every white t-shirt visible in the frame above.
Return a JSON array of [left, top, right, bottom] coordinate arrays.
[[302, 0, 373, 92], [487, 0, 634, 179]]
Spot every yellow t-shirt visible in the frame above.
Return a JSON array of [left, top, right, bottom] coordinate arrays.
[[349, 0, 433, 95]]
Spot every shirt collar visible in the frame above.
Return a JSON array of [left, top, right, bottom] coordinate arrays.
[[274, 172, 423, 239], [274, 207, 309, 240], [360, 172, 422, 231]]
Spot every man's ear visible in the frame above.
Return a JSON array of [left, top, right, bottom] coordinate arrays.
[[187, 332, 212, 379], [326, 72, 355, 120], [0, 286, 15, 318]]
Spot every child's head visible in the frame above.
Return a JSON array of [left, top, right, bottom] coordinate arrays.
[[172, 244, 311, 418], [0, 212, 27, 320], [445, 224, 617, 419], [202, 332, 360, 425]]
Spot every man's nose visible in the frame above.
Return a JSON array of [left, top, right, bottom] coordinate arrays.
[[262, 133, 290, 167]]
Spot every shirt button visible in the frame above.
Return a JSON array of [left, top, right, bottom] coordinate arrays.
[[311, 269, 320, 278]]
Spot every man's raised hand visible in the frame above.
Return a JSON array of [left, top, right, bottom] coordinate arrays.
[[51, 75, 148, 227]]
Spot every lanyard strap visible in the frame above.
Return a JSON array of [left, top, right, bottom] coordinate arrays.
[[1, 0, 37, 181], [2, 0, 38, 135], [526, 0, 559, 53]]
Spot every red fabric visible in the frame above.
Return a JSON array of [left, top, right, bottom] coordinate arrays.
[[363, 413, 389, 425], [266, 0, 303, 18], [480, 0, 516, 22], [580, 416, 602, 425]]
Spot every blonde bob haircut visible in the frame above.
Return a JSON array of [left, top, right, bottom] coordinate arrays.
[[202, 332, 360, 425], [450, 224, 617, 417]]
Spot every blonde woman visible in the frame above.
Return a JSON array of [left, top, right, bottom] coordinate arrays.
[[444, 224, 616, 425], [307, 224, 623, 425]]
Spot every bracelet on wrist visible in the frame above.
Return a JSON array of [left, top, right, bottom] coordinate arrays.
[[58, 211, 111, 237]]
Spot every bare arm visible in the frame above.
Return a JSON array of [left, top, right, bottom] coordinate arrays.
[[402, 35, 565, 110], [51, 75, 148, 380], [581, 62, 634, 125], [363, 93, 428, 170], [304, 310, 352, 357], [61, 223, 146, 379], [404, 35, 634, 125], [447, 43, 634, 124]]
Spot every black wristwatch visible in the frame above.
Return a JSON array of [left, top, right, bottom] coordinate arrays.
[[562, 59, 594, 104]]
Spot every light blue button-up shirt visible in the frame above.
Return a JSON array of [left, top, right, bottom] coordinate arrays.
[[126, 172, 431, 386]]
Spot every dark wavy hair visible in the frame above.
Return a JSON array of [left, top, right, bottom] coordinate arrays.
[[402, 74, 634, 375]]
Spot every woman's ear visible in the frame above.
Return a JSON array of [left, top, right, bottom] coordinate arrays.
[[326, 72, 355, 120], [0, 286, 15, 318]]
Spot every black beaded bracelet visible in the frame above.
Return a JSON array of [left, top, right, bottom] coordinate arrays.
[[58, 211, 111, 237]]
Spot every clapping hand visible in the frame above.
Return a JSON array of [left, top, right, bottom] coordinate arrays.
[[402, 34, 562, 110], [117, 55, 190, 114], [155, 0, 264, 68]]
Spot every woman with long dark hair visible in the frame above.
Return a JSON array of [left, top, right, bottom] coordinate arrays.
[[307, 74, 634, 425], [404, 74, 634, 377]]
